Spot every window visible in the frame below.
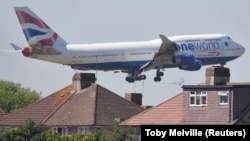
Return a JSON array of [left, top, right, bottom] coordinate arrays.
[[53, 127, 68, 135], [189, 91, 207, 106], [225, 42, 229, 46], [218, 91, 229, 105], [78, 127, 89, 135]]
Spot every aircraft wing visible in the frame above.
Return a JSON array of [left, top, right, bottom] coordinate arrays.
[[141, 34, 179, 71]]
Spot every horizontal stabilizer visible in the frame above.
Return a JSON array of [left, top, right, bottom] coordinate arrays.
[[10, 43, 22, 50]]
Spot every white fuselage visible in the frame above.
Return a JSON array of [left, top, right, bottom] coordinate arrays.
[[31, 34, 245, 71]]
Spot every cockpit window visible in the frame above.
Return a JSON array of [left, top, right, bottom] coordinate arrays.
[[227, 37, 231, 40], [225, 42, 229, 46]]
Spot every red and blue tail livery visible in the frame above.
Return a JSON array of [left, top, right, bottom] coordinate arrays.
[[12, 6, 245, 83], [14, 6, 66, 57]]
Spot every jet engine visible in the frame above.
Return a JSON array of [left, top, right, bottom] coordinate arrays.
[[172, 53, 195, 65], [179, 59, 202, 71]]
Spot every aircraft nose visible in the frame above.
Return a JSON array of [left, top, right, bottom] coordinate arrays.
[[239, 44, 246, 56], [237, 43, 246, 56]]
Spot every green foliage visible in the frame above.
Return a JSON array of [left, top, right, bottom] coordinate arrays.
[[108, 124, 140, 141], [0, 120, 140, 141], [83, 131, 108, 141], [46, 128, 63, 141], [0, 119, 47, 141], [0, 80, 41, 114]]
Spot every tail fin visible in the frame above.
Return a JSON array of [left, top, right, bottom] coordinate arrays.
[[14, 6, 67, 55]]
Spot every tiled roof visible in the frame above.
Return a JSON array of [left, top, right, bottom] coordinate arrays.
[[44, 84, 144, 126], [95, 85, 144, 125], [0, 85, 72, 126], [120, 93, 184, 125], [0, 83, 143, 127]]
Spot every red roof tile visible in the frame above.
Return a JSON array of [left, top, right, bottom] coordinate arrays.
[[0, 83, 144, 127], [0, 85, 72, 126], [44, 84, 144, 126], [120, 93, 184, 125]]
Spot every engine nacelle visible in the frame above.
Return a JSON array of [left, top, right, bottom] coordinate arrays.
[[179, 59, 202, 71], [22, 47, 35, 57], [172, 53, 195, 65]]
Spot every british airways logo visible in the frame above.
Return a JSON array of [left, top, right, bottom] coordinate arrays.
[[16, 10, 57, 47], [177, 40, 220, 51]]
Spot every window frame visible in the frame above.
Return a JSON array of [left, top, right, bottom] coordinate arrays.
[[189, 91, 207, 107], [218, 91, 229, 105], [53, 127, 69, 135], [78, 127, 89, 135]]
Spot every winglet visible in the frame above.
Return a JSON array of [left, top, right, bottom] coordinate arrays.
[[159, 34, 171, 43]]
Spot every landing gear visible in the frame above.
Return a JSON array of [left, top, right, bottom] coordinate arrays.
[[154, 69, 164, 82], [126, 74, 146, 83]]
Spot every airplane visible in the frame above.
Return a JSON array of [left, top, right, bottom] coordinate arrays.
[[12, 6, 245, 83]]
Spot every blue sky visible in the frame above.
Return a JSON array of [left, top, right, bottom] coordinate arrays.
[[0, 0, 249, 106]]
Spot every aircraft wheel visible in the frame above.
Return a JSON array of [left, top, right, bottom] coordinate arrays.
[[140, 75, 146, 80], [126, 77, 135, 83], [154, 76, 161, 82]]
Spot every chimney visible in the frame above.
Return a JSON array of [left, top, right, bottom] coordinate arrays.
[[205, 66, 230, 85], [125, 93, 142, 106], [72, 73, 96, 91]]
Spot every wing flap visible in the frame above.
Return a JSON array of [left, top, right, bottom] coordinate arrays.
[[140, 34, 178, 71]]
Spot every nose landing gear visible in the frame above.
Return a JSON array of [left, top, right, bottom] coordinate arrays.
[[154, 69, 164, 82]]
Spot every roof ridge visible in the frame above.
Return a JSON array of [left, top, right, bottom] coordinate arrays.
[[96, 84, 144, 108], [43, 83, 96, 125], [42, 89, 76, 124]]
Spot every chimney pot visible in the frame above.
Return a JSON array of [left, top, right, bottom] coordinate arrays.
[[72, 73, 96, 91], [205, 66, 230, 85], [125, 93, 142, 106]]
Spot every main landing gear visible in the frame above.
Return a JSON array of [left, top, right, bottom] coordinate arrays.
[[154, 69, 164, 82], [125, 69, 164, 83], [126, 74, 146, 83]]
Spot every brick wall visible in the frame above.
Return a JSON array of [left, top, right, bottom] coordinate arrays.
[[183, 90, 230, 122]]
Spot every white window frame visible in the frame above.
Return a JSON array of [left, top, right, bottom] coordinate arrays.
[[189, 91, 207, 106], [218, 91, 229, 105], [53, 127, 69, 135], [78, 127, 89, 135]]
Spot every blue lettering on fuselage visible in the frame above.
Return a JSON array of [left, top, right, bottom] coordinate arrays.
[[177, 40, 220, 51]]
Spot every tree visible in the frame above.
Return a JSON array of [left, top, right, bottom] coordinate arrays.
[[0, 119, 47, 141], [108, 124, 140, 141], [83, 131, 108, 141], [0, 80, 41, 114]]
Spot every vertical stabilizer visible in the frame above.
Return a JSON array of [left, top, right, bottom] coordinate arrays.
[[14, 6, 67, 56]]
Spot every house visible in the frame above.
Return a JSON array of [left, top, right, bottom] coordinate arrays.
[[120, 66, 250, 126], [0, 73, 144, 135]]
